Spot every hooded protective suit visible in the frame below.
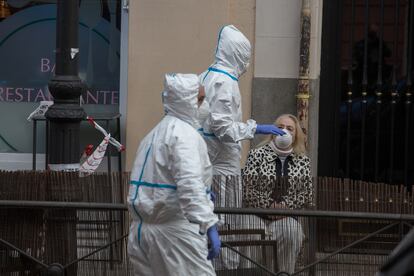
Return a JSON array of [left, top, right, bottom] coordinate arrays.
[[198, 25, 255, 270], [199, 25, 257, 176], [127, 74, 219, 276]]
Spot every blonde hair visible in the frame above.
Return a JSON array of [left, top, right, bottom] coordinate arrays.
[[256, 114, 307, 155]]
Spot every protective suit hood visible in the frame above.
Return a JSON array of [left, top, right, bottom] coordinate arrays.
[[162, 73, 199, 127], [213, 25, 251, 78], [198, 26, 256, 175]]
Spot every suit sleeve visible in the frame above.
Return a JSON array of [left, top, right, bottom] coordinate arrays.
[[170, 129, 218, 234], [209, 81, 256, 143]]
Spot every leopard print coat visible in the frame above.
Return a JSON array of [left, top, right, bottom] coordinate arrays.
[[242, 144, 313, 210]]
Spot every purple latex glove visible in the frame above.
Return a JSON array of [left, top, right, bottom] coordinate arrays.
[[255, 124, 286, 136], [210, 191, 216, 203], [207, 225, 221, 260]]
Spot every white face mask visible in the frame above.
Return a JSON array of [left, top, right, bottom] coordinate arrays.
[[274, 131, 293, 150], [197, 100, 210, 123]]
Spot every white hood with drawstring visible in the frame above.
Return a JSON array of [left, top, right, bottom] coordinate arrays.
[[199, 25, 257, 175]]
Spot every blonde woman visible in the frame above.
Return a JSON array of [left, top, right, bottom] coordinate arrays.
[[242, 114, 313, 274]]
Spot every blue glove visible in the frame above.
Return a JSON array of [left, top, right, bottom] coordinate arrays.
[[207, 225, 221, 260], [209, 191, 216, 203], [255, 124, 286, 136]]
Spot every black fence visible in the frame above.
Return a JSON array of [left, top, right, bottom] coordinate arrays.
[[0, 171, 130, 276], [2, 172, 414, 275]]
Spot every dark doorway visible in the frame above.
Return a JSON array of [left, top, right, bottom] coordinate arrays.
[[318, 0, 414, 188]]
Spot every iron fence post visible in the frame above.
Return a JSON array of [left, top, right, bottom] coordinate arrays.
[[44, 1, 85, 274], [45, 0, 86, 169]]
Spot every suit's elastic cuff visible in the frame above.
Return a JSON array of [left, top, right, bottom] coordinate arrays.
[[247, 119, 257, 139], [199, 218, 219, 235]]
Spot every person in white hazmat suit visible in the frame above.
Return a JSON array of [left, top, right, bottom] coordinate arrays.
[[127, 73, 221, 276], [198, 25, 285, 269]]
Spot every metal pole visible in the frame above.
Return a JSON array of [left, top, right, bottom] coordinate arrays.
[[346, 0, 355, 178], [0, 238, 49, 269], [360, 0, 370, 181], [44, 1, 85, 274], [32, 120, 37, 170], [389, 0, 400, 184], [374, 0, 385, 182], [296, 0, 311, 141], [3, 201, 414, 221], [46, 0, 86, 170], [404, 2, 413, 191]]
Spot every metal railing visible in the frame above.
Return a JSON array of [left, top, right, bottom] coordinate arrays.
[[1, 201, 413, 275], [1, 172, 413, 275]]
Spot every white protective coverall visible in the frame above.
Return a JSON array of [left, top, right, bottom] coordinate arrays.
[[127, 74, 219, 276], [198, 25, 256, 270], [199, 25, 257, 176]]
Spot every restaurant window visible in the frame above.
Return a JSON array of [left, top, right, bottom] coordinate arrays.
[[0, 1, 121, 161]]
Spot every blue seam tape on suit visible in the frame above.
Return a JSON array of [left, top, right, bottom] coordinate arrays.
[[132, 133, 155, 246], [197, 128, 216, 137], [207, 67, 238, 81]]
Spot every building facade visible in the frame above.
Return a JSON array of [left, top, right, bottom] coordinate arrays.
[[2, 0, 412, 187], [125, 0, 323, 174]]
